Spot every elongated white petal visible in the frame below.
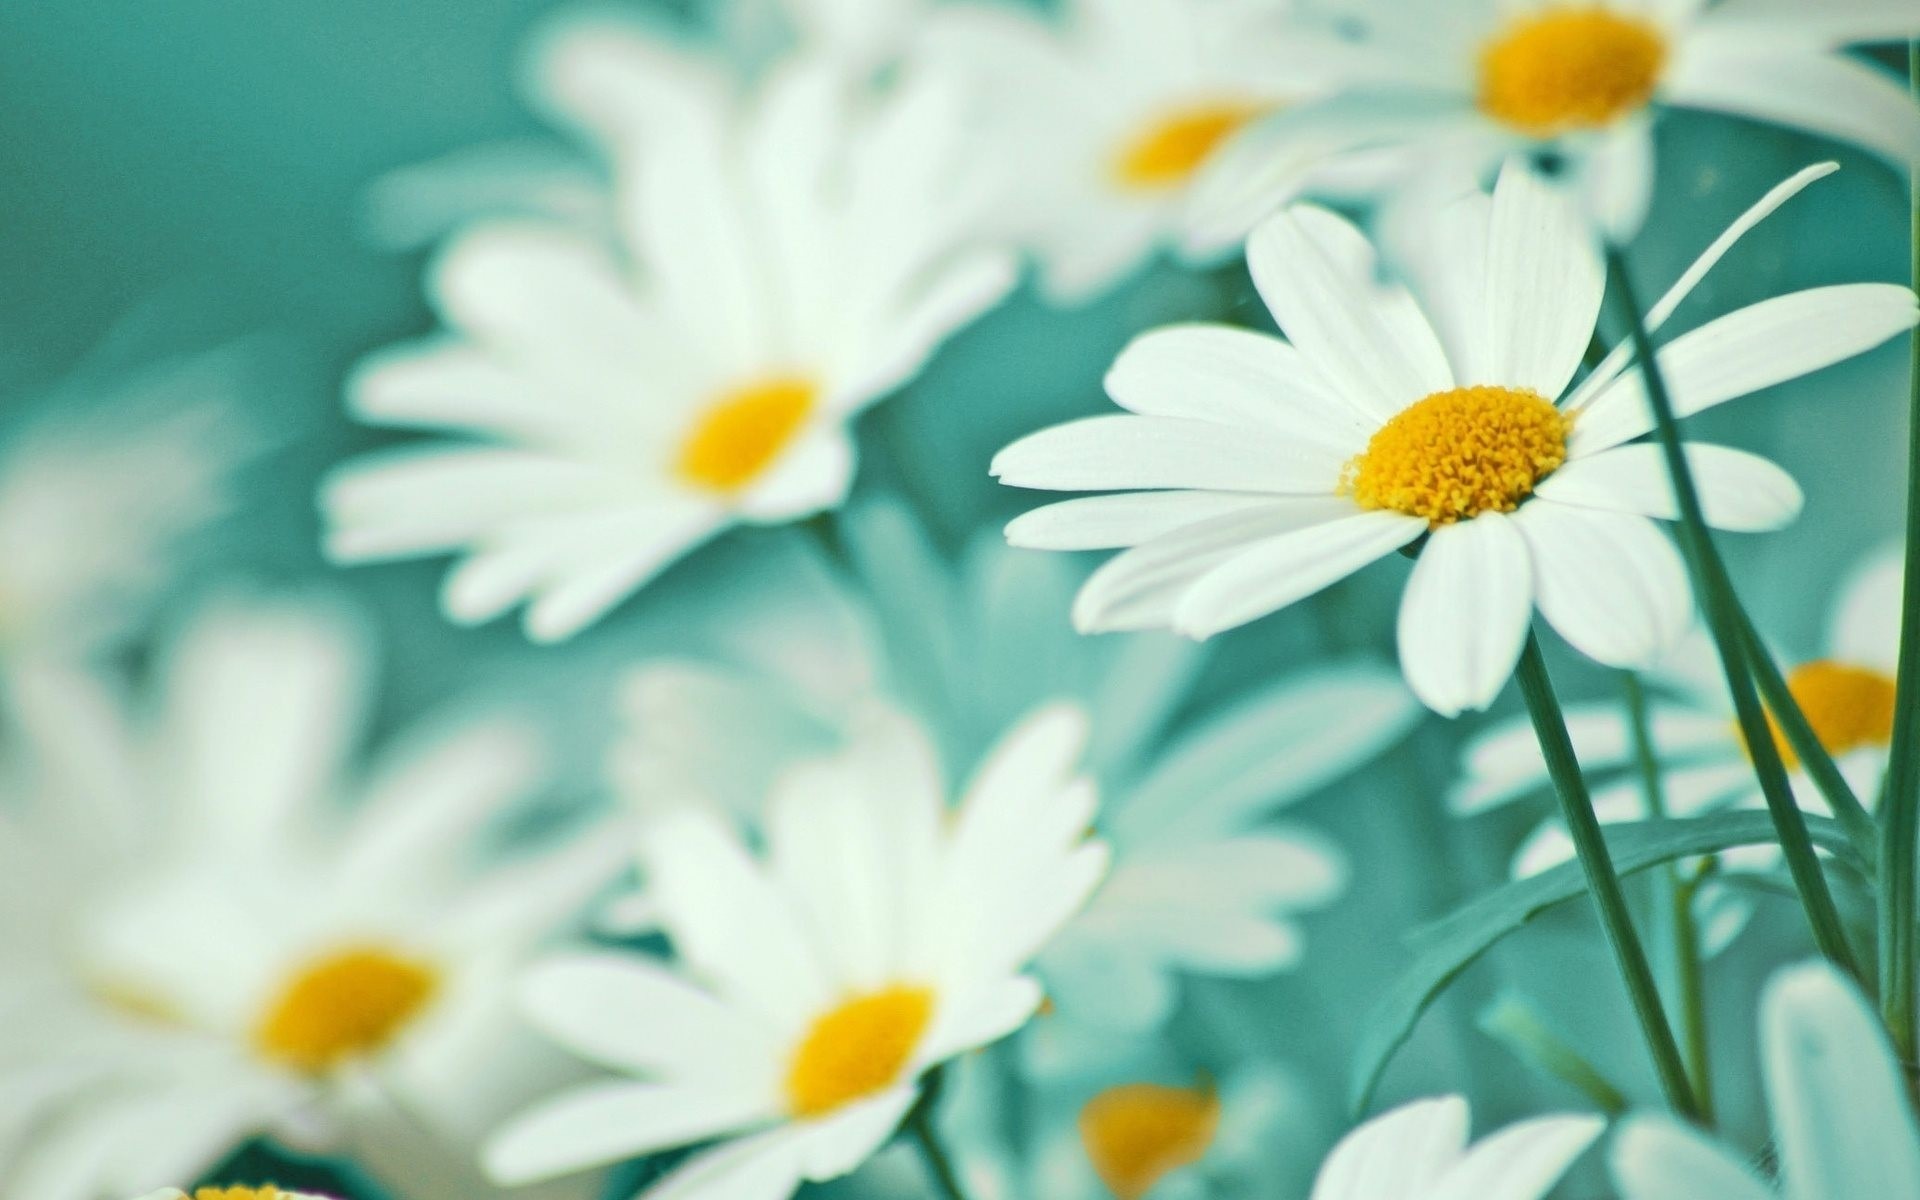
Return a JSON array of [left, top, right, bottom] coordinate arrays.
[[1830, 542, 1903, 673], [1172, 511, 1425, 639], [1483, 160, 1604, 400], [1309, 1096, 1469, 1200], [1538, 443, 1803, 531], [1693, 0, 1920, 45], [1425, 1114, 1604, 1200], [1005, 491, 1283, 551], [1516, 503, 1689, 668], [991, 414, 1343, 494], [1106, 323, 1372, 449], [1665, 46, 1920, 168], [1610, 1117, 1772, 1200], [483, 1082, 772, 1185], [1397, 513, 1533, 718]]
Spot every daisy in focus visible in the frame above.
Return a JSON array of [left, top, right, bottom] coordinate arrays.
[[0, 595, 624, 1200], [1307, 1094, 1601, 1200], [1191, 0, 1920, 242], [993, 160, 1919, 716], [1611, 961, 1920, 1199], [324, 22, 1015, 641], [484, 705, 1108, 1195], [920, 0, 1354, 302]]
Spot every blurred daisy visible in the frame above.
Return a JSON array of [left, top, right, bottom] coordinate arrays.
[[1612, 961, 1920, 1199], [0, 345, 259, 665], [921, 0, 1356, 302], [137, 1190, 334, 1200], [608, 506, 1418, 1072], [1453, 543, 1900, 933], [0, 595, 624, 1200], [1193, 0, 1920, 240], [484, 705, 1108, 1194], [325, 23, 1015, 641], [994, 160, 1919, 716], [1309, 1095, 1601, 1200]]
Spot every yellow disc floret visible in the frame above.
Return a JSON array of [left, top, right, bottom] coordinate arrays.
[[1112, 102, 1267, 191], [1079, 1081, 1222, 1200], [1478, 7, 1667, 136], [194, 1188, 300, 1200], [785, 985, 934, 1118], [252, 946, 439, 1074], [1761, 659, 1898, 769], [1345, 385, 1571, 526], [674, 376, 817, 495]]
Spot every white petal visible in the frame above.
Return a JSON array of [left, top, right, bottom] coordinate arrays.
[[794, 1087, 919, 1182], [1763, 962, 1920, 1200], [1830, 542, 1904, 673], [991, 414, 1343, 494], [1425, 1115, 1604, 1200], [1516, 503, 1690, 668], [1248, 205, 1454, 422], [521, 508, 725, 642], [1537, 443, 1803, 531], [1572, 116, 1656, 241], [428, 221, 645, 365], [1309, 1096, 1469, 1200], [1574, 284, 1920, 455], [1609, 1117, 1772, 1200], [738, 429, 856, 521], [1105, 323, 1371, 448], [1397, 513, 1534, 718], [1665, 46, 1920, 168], [1005, 491, 1285, 551], [1482, 159, 1603, 399], [638, 1127, 807, 1200], [1172, 510, 1426, 639], [483, 1082, 771, 1185], [1694, 0, 1920, 45]]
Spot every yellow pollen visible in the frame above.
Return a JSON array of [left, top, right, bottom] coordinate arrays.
[[784, 985, 933, 1119], [1079, 1081, 1222, 1200], [252, 946, 438, 1074], [1478, 7, 1668, 136], [1757, 659, 1898, 770], [674, 376, 817, 495], [1112, 102, 1267, 190], [1344, 385, 1570, 527]]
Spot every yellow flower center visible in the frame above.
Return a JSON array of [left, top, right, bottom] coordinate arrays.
[[1079, 1081, 1222, 1200], [673, 376, 817, 495], [1477, 7, 1667, 136], [784, 985, 934, 1119], [1112, 102, 1267, 190], [195, 1189, 297, 1200], [1344, 385, 1570, 527], [1760, 659, 1898, 769], [252, 946, 439, 1074]]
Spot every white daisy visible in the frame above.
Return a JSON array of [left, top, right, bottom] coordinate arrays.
[[483, 704, 1109, 1195], [993, 160, 1919, 716], [323, 23, 1016, 641], [1611, 961, 1920, 1199], [919, 0, 1367, 302], [1453, 542, 1901, 937], [1191, 0, 1920, 242], [1308, 1094, 1602, 1200], [606, 505, 1418, 1072], [0, 594, 626, 1200]]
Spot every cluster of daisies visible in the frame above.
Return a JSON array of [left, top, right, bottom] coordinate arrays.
[[4, 0, 1920, 1197]]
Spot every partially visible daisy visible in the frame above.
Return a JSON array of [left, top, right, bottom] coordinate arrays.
[[994, 160, 1918, 716], [1309, 1095, 1602, 1200], [1191, 0, 1920, 242], [0, 594, 625, 1200], [919, 0, 1364, 302], [1453, 543, 1900, 936], [1611, 961, 1920, 1199], [324, 23, 1015, 641], [136, 1190, 335, 1200], [483, 705, 1108, 1196]]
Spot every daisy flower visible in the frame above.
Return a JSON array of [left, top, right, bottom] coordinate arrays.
[[483, 705, 1108, 1195], [1611, 961, 1920, 1199], [993, 160, 1919, 716], [920, 0, 1361, 302], [1191, 0, 1920, 242], [1308, 1094, 1601, 1200], [606, 505, 1418, 1072], [1452, 543, 1901, 945], [323, 23, 1016, 641], [0, 594, 625, 1200]]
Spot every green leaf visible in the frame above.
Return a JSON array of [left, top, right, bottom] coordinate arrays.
[[1350, 811, 1862, 1114]]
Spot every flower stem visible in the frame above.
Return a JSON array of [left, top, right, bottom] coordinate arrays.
[[1877, 37, 1920, 1067], [906, 1071, 971, 1200], [1621, 672, 1715, 1122], [1518, 636, 1699, 1117], [1602, 244, 1860, 979]]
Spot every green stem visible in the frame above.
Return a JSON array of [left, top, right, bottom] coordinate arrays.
[[1479, 993, 1630, 1115], [1878, 37, 1920, 1068], [1603, 245, 1860, 978], [906, 1073, 970, 1200], [1736, 607, 1880, 856], [1518, 636, 1699, 1117]]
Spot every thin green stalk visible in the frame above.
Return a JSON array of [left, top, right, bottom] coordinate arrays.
[[1622, 672, 1715, 1121], [1479, 993, 1630, 1115], [1604, 245, 1859, 978], [1877, 37, 1920, 1066], [1518, 636, 1699, 1117], [1736, 607, 1879, 856], [906, 1071, 971, 1200]]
